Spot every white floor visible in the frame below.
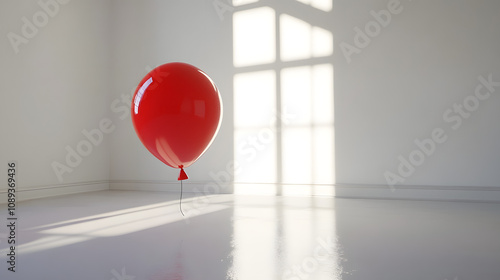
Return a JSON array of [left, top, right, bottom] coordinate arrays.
[[1, 190, 500, 280]]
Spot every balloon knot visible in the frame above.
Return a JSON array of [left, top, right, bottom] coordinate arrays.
[[178, 168, 188, 181]]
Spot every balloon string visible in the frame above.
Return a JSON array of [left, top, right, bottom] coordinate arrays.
[[179, 180, 185, 216]]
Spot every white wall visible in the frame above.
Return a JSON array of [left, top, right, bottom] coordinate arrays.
[[0, 0, 111, 200], [108, 0, 234, 192], [334, 0, 500, 199]]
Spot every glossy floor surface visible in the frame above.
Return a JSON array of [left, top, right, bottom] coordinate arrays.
[[1, 191, 500, 280]]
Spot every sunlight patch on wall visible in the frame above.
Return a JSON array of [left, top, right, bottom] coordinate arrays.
[[312, 64, 334, 124], [234, 71, 278, 189], [234, 128, 278, 184], [281, 64, 334, 187], [282, 127, 313, 184], [234, 71, 276, 128], [280, 15, 333, 61], [281, 66, 313, 125], [295, 0, 333, 12], [312, 27, 334, 57], [233, 7, 276, 67], [232, 0, 259, 6], [232, 4, 335, 196]]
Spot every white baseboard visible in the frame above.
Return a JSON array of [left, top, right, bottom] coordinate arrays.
[[111, 181, 500, 203], [0, 181, 109, 204], [334, 184, 500, 202], [2, 180, 499, 203]]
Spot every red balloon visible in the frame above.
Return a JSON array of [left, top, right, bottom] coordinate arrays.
[[131, 62, 223, 180]]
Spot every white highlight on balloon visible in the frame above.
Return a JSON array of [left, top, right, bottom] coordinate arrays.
[[134, 77, 153, 114]]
